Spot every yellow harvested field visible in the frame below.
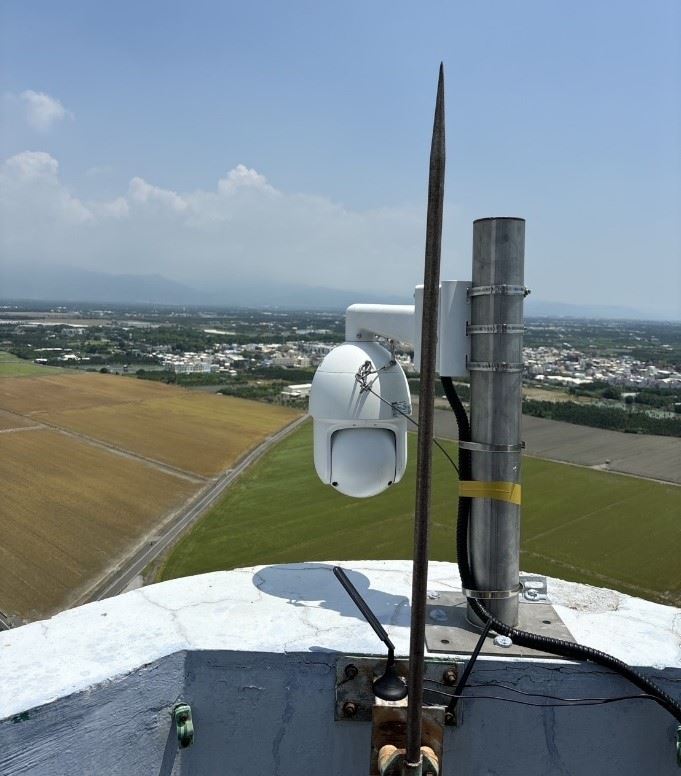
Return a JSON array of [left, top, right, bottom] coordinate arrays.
[[0, 410, 37, 431], [0, 372, 302, 619], [43, 394, 298, 476], [0, 429, 198, 619], [0, 371, 182, 414], [0, 373, 301, 476]]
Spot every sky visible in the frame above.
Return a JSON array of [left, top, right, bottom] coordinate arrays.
[[1, 0, 680, 316]]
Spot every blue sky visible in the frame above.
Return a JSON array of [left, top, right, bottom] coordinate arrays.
[[1, 1, 679, 315]]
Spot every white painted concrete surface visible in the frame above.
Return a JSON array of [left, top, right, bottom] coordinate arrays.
[[1, 562, 680, 775]]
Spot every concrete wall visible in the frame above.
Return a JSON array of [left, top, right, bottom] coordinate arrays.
[[2, 649, 679, 775], [2, 562, 680, 774], [0, 653, 186, 776]]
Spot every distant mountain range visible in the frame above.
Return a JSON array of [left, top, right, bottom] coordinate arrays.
[[523, 299, 678, 321], [0, 264, 677, 320], [0, 264, 409, 310]]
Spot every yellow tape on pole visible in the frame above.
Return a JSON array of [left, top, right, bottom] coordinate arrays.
[[458, 481, 522, 505]]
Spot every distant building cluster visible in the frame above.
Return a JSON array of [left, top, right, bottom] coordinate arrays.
[[158, 349, 245, 375], [524, 346, 681, 389], [3, 308, 676, 401], [156, 340, 337, 374]]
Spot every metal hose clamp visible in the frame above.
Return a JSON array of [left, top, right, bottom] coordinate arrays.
[[467, 361, 524, 373], [468, 284, 530, 298], [461, 583, 522, 600], [458, 441, 524, 453]]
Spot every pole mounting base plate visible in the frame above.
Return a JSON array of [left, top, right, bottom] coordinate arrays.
[[425, 591, 573, 658]]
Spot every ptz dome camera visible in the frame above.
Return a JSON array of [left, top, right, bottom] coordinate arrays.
[[309, 341, 411, 498]]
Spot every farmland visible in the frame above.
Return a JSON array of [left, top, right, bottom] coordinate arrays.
[[0, 429, 197, 619], [160, 422, 681, 607], [0, 371, 301, 620], [423, 402, 681, 485], [0, 350, 61, 377], [0, 410, 37, 430], [0, 372, 300, 477]]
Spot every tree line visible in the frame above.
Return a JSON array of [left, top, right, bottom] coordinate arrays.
[[522, 399, 681, 438]]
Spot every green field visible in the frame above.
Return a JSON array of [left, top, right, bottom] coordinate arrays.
[[160, 422, 681, 606], [0, 351, 62, 377]]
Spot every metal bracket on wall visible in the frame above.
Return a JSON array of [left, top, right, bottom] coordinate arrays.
[[335, 656, 463, 726], [371, 703, 444, 776], [173, 703, 194, 749]]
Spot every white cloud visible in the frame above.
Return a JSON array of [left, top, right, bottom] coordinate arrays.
[[128, 177, 188, 212], [217, 164, 276, 195], [20, 90, 73, 132], [0, 152, 92, 228], [0, 152, 428, 295], [92, 196, 129, 219], [3, 150, 59, 181]]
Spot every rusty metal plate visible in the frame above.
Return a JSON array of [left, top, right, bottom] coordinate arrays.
[[425, 591, 574, 658], [370, 704, 444, 776], [335, 656, 462, 724]]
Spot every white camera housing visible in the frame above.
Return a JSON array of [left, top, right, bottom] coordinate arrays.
[[309, 341, 411, 498]]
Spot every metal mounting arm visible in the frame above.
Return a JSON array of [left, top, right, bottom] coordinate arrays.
[[344, 280, 471, 379]]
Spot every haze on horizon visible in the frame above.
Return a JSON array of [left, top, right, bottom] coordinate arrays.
[[0, 1, 679, 318]]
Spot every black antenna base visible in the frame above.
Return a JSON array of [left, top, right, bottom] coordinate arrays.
[[332, 566, 409, 702], [373, 654, 408, 702]]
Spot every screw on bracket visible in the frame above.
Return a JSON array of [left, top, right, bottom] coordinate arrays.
[[442, 668, 457, 686], [173, 703, 194, 748], [344, 664, 359, 680], [343, 701, 358, 718]]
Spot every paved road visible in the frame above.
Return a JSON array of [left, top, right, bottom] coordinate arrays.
[[84, 415, 309, 603]]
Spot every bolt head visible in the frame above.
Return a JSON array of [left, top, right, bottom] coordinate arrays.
[[442, 668, 457, 686], [344, 664, 359, 680], [493, 635, 513, 648], [342, 701, 358, 718]]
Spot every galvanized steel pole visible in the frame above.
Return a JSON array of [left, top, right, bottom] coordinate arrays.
[[405, 64, 445, 774], [467, 217, 525, 626]]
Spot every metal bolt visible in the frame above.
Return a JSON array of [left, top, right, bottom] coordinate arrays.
[[494, 635, 513, 648], [429, 608, 447, 622], [344, 664, 359, 680], [342, 701, 358, 718], [442, 668, 457, 686]]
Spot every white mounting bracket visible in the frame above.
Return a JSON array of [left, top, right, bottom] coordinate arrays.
[[344, 280, 472, 378]]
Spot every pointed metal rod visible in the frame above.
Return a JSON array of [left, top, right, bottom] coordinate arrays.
[[405, 63, 446, 774]]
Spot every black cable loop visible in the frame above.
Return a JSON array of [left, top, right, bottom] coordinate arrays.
[[440, 375, 681, 725]]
